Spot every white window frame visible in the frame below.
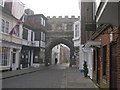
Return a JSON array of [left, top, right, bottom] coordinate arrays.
[[1, 19, 5, 32], [1, 19, 10, 34], [41, 17, 44, 25], [33, 31, 35, 41], [43, 20, 45, 26], [44, 33, 45, 41], [75, 25, 78, 37], [62, 23, 67, 31], [5, 21, 9, 33], [31, 31, 35, 41], [28, 30, 31, 41], [41, 32, 43, 41], [74, 24, 79, 38], [0, 47, 10, 67], [13, 25, 20, 36]]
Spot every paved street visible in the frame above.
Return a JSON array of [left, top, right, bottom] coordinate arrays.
[[2, 64, 98, 89]]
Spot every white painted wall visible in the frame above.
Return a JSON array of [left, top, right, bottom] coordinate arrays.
[[83, 48, 93, 79], [0, 3, 24, 70], [12, 0, 25, 19]]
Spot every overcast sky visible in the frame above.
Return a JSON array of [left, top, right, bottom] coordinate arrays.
[[20, 0, 80, 17]]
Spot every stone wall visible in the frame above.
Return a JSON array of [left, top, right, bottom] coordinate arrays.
[[47, 16, 80, 32]]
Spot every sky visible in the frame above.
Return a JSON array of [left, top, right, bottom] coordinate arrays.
[[20, 0, 80, 17]]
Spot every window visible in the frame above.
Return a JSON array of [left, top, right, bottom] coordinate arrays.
[[5, 21, 9, 33], [43, 33, 45, 41], [93, 49, 96, 71], [41, 32, 45, 41], [1, 19, 10, 34], [1, 19, 5, 32], [74, 24, 79, 38], [23, 28, 28, 40], [103, 45, 107, 75], [33, 51, 39, 63], [62, 23, 67, 31], [13, 24, 20, 36], [35, 32, 40, 41], [41, 17, 44, 25], [75, 25, 78, 37], [0, 47, 9, 66], [43, 20, 45, 26], [12, 53, 16, 63], [31, 31, 35, 41]]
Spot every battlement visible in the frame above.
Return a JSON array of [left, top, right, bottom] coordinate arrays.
[[47, 16, 80, 19]]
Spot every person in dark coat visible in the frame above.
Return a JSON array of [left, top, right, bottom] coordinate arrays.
[[55, 58, 58, 64]]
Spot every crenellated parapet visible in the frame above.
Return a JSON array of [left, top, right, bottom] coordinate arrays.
[[47, 16, 80, 19]]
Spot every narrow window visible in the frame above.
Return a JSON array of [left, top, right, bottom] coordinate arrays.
[[93, 49, 96, 71], [103, 45, 107, 75], [5, 21, 9, 33], [1, 19, 5, 32]]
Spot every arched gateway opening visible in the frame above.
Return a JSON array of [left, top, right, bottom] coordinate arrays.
[[45, 38, 74, 67]]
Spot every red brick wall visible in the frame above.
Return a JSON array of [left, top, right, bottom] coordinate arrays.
[[117, 38, 120, 89], [92, 26, 119, 88]]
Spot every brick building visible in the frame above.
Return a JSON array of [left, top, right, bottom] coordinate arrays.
[[79, 0, 120, 89], [91, 24, 119, 88], [91, 1, 120, 89], [21, 13, 47, 68]]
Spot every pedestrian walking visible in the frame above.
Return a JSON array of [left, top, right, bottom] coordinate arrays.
[[55, 58, 58, 64]]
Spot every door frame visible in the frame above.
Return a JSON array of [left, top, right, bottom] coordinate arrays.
[[96, 47, 100, 84], [110, 42, 117, 89]]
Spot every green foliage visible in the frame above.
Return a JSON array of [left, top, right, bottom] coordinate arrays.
[[100, 81, 109, 89], [83, 61, 88, 77]]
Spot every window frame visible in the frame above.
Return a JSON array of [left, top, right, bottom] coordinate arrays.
[[13, 24, 20, 36], [1, 19, 5, 32], [5, 21, 9, 33], [1, 47, 10, 67]]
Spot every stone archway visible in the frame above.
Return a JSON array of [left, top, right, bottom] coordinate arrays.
[[45, 38, 74, 67]]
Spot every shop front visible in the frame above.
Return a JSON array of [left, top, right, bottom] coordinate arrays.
[[0, 41, 21, 71]]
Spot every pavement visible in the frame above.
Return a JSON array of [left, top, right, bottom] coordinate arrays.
[[1, 64, 99, 89], [0, 65, 47, 79], [66, 67, 99, 89]]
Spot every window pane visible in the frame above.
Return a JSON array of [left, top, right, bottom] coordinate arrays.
[[13, 25, 20, 36], [5, 21, 9, 33], [1, 19, 5, 32], [13, 53, 16, 63], [1, 47, 9, 66]]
